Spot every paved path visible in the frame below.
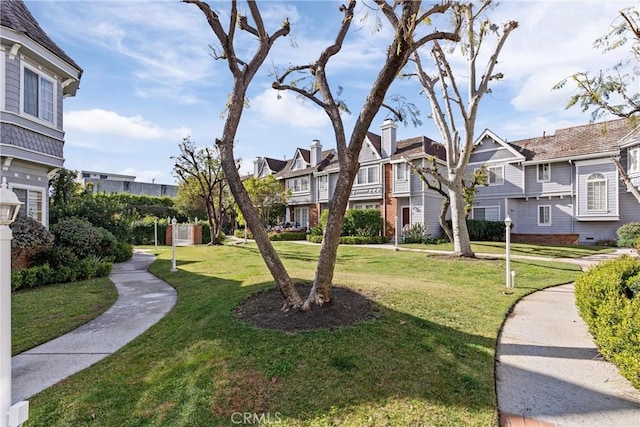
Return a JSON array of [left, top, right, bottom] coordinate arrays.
[[496, 249, 640, 427], [11, 250, 176, 403]]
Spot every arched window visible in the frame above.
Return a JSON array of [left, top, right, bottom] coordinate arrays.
[[586, 172, 607, 211]]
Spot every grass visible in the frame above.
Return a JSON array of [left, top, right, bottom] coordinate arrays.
[[401, 241, 617, 258], [22, 243, 582, 426], [12, 278, 117, 355]]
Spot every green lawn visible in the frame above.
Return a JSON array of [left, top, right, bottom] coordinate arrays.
[[22, 243, 582, 426], [12, 277, 117, 356], [401, 241, 617, 258]]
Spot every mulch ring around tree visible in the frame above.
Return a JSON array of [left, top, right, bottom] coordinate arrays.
[[234, 283, 380, 332]]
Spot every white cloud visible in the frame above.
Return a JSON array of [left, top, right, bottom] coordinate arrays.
[[251, 89, 329, 129], [65, 109, 190, 140]]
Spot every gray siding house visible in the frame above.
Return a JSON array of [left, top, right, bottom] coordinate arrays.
[[79, 170, 178, 198], [1, 0, 82, 226], [471, 119, 640, 244]]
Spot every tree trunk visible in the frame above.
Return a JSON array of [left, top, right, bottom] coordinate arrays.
[[449, 179, 474, 257], [302, 166, 356, 310], [438, 197, 453, 242], [218, 140, 303, 310]]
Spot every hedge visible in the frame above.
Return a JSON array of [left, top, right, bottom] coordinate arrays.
[[232, 229, 306, 241], [617, 222, 640, 248], [306, 235, 389, 245], [445, 219, 505, 241], [575, 256, 640, 389], [11, 258, 113, 292]]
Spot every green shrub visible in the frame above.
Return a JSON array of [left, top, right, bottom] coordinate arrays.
[[32, 246, 79, 268], [96, 261, 113, 277], [343, 209, 383, 237], [234, 228, 253, 239], [10, 215, 54, 250], [307, 235, 323, 243], [446, 219, 504, 241], [269, 231, 307, 241], [111, 242, 133, 263], [617, 222, 640, 247], [403, 223, 428, 244], [96, 227, 119, 256], [52, 217, 102, 258], [339, 236, 388, 245], [575, 256, 640, 389]]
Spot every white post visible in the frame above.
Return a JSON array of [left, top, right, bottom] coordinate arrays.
[[0, 178, 28, 427], [154, 219, 158, 251], [170, 217, 177, 272], [1, 223, 13, 427], [505, 216, 512, 289]]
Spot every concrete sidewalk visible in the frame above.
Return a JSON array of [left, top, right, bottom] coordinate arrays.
[[11, 250, 176, 403], [496, 249, 640, 427]]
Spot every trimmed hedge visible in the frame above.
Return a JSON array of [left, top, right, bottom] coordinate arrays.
[[575, 256, 640, 389], [11, 258, 113, 292], [617, 222, 640, 248], [306, 235, 389, 245], [445, 219, 505, 241], [232, 229, 306, 241]]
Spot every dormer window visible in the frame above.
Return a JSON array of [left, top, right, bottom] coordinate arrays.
[[293, 156, 306, 170]]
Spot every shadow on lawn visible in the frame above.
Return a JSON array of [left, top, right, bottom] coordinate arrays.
[[25, 250, 578, 426]]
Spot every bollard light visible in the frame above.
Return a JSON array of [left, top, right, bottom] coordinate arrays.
[[0, 178, 22, 225], [504, 215, 512, 290]]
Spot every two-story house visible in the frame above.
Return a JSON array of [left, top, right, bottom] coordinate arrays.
[[470, 119, 640, 244], [1, 0, 82, 226]]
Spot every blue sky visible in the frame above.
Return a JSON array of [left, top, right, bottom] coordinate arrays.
[[26, 0, 637, 185]]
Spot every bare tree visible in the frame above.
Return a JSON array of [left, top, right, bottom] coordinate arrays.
[[272, 0, 462, 309], [172, 137, 234, 245], [404, 1, 517, 257], [183, 0, 304, 310]]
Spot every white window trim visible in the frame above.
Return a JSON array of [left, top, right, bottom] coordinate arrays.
[[471, 205, 501, 221], [286, 176, 309, 194], [586, 172, 607, 212], [394, 163, 408, 181], [537, 163, 551, 183], [353, 202, 379, 210], [629, 147, 640, 175], [318, 175, 328, 191], [355, 165, 380, 186], [487, 165, 504, 186], [0, 48, 5, 111], [20, 61, 58, 128], [537, 205, 552, 226], [9, 183, 48, 227]]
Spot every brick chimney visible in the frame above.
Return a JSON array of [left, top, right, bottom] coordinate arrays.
[[381, 119, 397, 158], [310, 140, 322, 166]]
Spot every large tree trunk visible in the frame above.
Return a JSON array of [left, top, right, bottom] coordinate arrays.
[[449, 179, 474, 257]]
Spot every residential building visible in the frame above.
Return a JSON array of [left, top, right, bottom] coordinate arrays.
[[470, 119, 640, 244], [78, 170, 178, 198], [1, 0, 82, 226], [252, 117, 640, 244]]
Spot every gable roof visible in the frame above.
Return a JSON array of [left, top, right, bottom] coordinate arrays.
[[366, 132, 382, 156], [1, 0, 82, 72], [391, 136, 446, 161], [508, 119, 637, 162], [260, 157, 287, 175], [276, 149, 335, 178]]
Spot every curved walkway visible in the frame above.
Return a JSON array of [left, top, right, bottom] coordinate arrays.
[[496, 249, 640, 427], [11, 250, 176, 403]]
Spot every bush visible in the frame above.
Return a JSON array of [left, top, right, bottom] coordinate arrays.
[[446, 219, 505, 241], [11, 256, 114, 292], [575, 256, 640, 389], [234, 228, 254, 239], [269, 231, 308, 241], [10, 215, 54, 250], [616, 222, 640, 247], [339, 236, 388, 245], [403, 223, 428, 244], [32, 246, 79, 268], [111, 242, 133, 263], [52, 217, 102, 258], [96, 227, 119, 257], [307, 235, 323, 243], [342, 209, 383, 237]]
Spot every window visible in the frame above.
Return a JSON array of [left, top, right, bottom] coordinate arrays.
[[318, 175, 328, 191], [355, 165, 379, 185], [354, 202, 379, 210], [293, 156, 306, 170], [629, 147, 640, 174], [12, 187, 44, 223], [286, 176, 309, 193], [395, 163, 408, 181], [537, 163, 551, 182], [472, 206, 500, 221], [294, 207, 309, 228], [538, 205, 551, 226], [487, 165, 504, 185], [23, 66, 55, 123], [586, 172, 607, 211]]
